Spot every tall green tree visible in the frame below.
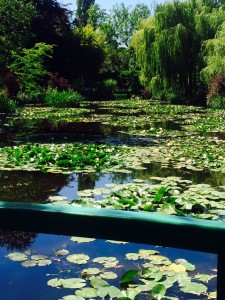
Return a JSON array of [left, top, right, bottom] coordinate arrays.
[[0, 0, 36, 71], [107, 3, 151, 47], [76, 0, 95, 26], [87, 4, 107, 30], [132, 0, 225, 101]]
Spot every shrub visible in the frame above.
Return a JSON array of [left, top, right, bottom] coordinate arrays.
[[44, 89, 84, 107], [0, 96, 17, 113], [207, 95, 225, 108], [207, 72, 225, 108]]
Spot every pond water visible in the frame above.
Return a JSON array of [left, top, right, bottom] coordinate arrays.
[[0, 101, 222, 299]]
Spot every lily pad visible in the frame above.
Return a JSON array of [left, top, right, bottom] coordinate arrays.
[[55, 249, 69, 256], [7, 252, 28, 262], [67, 254, 90, 265], [76, 287, 98, 298], [70, 237, 96, 243]]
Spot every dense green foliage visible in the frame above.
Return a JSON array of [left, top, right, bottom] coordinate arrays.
[[1, 0, 225, 106], [44, 89, 84, 107], [9, 43, 54, 97], [1, 143, 122, 172], [132, 0, 225, 104]]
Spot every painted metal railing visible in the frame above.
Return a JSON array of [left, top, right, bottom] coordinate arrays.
[[0, 202, 224, 299]]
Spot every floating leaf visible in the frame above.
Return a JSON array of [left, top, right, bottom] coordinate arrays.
[[120, 270, 139, 284], [49, 195, 67, 201], [47, 278, 62, 287], [70, 237, 96, 243], [55, 249, 69, 256], [61, 296, 85, 300], [21, 260, 37, 268], [208, 291, 217, 299], [67, 254, 90, 265], [180, 282, 208, 295], [82, 268, 101, 276], [90, 278, 109, 289], [106, 240, 128, 244], [76, 287, 98, 298], [151, 284, 166, 300], [175, 259, 195, 271], [31, 255, 48, 260], [100, 271, 118, 279], [117, 288, 140, 300], [7, 252, 28, 262], [162, 263, 186, 273], [126, 253, 139, 261], [194, 273, 216, 283], [37, 259, 52, 266], [62, 278, 86, 289]]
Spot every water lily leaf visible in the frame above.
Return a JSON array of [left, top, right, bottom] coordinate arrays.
[[31, 255, 48, 260], [117, 288, 140, 300], [133, 179, 145, 183], [194, 273, 216, 282], [100, 271, 118, 279], [150, 255, 171, 265], [162, 263, 186, 273], [21, 260, 37, 267], [37, 259, 52, 266], [175, 259, 195, 271], [61, 296, 85, 300], [208, 291, 217, 299], [90, 277, 109, 288], [76, 287, 97, 298], [67, 254, 90, 265], [82, 268, 101, 276], [120, 270, 139, 284], [49, 195, 67, 201], [7, 252, 28, 262], [70, 237, 95, 243], [125, 253, 139, 260], [151, 284, 166, 300], [180, 282, 207, 295], [92, 256, 117, 264], [62, 278, 86, 289], [47, 278, 62, 287], [106, 240, 128, 244], [97, 286, 110, 298], [139, 249, 159, 259], [55, 249, 69, 256], [108, 286, 120, 298], [142, 270, 163, 282]]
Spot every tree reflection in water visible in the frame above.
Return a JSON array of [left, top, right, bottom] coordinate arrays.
[[0, 230, 37, 250]]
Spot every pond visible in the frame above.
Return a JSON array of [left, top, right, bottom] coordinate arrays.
[[0, 100, 224, 299]]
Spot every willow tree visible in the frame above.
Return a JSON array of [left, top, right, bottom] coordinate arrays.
[[131, 0, 225, 101], [201, 21, 225, 83]]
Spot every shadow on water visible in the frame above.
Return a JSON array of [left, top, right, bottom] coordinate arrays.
[[135, 162, 225, 187], [0, 170, 70, 203]]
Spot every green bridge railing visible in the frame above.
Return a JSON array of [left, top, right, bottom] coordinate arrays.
[[0, 202, 224, 299]]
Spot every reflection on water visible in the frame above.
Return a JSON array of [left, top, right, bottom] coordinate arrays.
[[0, 231, 37, 251], [0, 170, 70, 203]]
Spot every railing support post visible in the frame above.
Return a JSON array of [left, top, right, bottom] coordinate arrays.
[[217, 252, 225, 300]]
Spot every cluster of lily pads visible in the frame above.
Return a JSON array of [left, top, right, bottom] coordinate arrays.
[[6, 237, 216, 299], [48, 176, 225, 220], [0, 143, 130, 173]]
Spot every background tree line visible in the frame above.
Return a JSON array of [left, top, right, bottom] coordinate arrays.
[[1, 0, 225, 108]]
